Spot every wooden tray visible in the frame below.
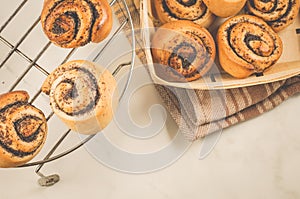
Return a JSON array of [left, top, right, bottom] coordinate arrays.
[[138, 0, 300, 90]]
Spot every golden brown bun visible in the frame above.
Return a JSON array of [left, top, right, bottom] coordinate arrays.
[[203, 0, 246, 17], [247, 0, 300, 32], [41, 0, 113, 48], [153, 0, 215, 28], [151, 20, 216, 82], [0, 91, 47, 168], [217, 15, 283, 78], [42, 60, 118, 134]]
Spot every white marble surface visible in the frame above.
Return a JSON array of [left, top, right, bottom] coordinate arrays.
[[0, 1, 300, 199]]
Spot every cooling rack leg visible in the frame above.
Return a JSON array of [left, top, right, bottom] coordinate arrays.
[[36, 173, 60, 187], [35, 130, 71, 187]]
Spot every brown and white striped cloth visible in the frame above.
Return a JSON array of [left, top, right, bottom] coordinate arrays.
[[113, 0, 300, 141]]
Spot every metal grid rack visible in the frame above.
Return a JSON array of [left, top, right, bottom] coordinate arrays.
[[0, 0, 135, 186]]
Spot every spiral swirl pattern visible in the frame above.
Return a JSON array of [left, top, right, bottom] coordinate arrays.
[[247, 0, 300, 32], [42, 60, 117, 134], [217, 15, 283, 78], [151, 20, 216, 82], [41, 0, 113, 48], [52, 67, 100, 116], [154, 0, 215, 27], [0, 91, 47, 168]]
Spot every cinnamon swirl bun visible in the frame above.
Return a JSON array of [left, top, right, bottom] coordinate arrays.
[[41, 0, 113, 48], [203, 0, 246, 17], [217, 15, 283, 78], [0, 91, 47, 168], [247, 0, 300, 32], [42, 60, 117, 134], [151, 20, 216, 82], [153, 0, 215, 28]]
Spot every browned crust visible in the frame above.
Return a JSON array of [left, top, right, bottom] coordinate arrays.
[[151, 20, 216, 82], [0, 91, 29, 110], [90, 0, 113, 43], [0, 91, 47, 168], [247, 0, 300, 32], [217, 15, 283, 78], [42, 60, 118, 135], [153, 0, 215, 28], [203, 0, 246, 18], [41, 0, 113, 48]]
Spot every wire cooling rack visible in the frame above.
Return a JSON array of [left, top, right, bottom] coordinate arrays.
[[0, 0, 135, 186]]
